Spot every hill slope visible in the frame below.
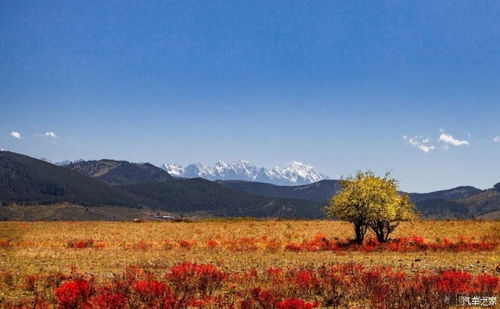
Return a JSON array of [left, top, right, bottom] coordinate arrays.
[[0, 152, 324, 219], [458, 189, 500, 217], [66, 159, 173, 185], [218, 179, 500, 219], [407, 186, 482, 203], [1, 151, 498, 220], [120, 178, 325, 218], [217, 179, 341, 202], [0, 151, 144, 207]]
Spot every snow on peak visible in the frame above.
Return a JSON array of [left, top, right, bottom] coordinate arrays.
[[282, 161, 324, 182], [161, 160, 328, 185], [161, 163, 184, 177]]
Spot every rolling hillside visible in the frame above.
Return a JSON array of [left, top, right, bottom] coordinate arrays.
[[65, 159, 173, 185], [458, 188, 500, 216], [218, 178, 500, 219], [0, 151, 144, 208], [120, 178, 325, 218], [217, 179, 341, 202], [407, 186, 483, 203], [1, 151, 498, 220], [0, 152, 324, 219]]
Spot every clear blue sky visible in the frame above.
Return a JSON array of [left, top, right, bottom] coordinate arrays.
[[1, 1, 499, 192]]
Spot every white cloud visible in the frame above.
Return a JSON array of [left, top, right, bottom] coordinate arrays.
[[438, 133, 469, 146], [494, 136, 500, 143], [10, 131, 22, 140], [403, 135, 435, 153], [43, 131, 58, 139], [36, 131, 59, 139]]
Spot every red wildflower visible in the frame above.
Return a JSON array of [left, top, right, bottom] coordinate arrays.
[[67, 239, 94, 249], [435, 271, 472, 293], [131, 279, 175, 307], [285, 243, 302, 252], [207, 239, 219, 249], [55, 280, 91, 308], [166, 262, 226, 296], [250, 287, 277, 308], [0, 239, 10, 248], [90, 291, 127, 309], [294, 270, 315, 289], [133, 280, 168, 299], [179, 240, 192, 249], [276, 298, 319, 309], [472, 274, 498, 293], [23, 275, 37, 291]]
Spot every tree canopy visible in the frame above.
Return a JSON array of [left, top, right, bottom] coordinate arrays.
[[325, 171, 417, 244]]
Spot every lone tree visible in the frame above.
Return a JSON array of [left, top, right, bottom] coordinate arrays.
[[325, 171, 417, 244]]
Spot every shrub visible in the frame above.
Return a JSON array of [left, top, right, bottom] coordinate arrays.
[[67, 239, 94, 249], [166, 262, 226, 300], [89, 290, 127, 309], [55, 280, 91, 308], [132, 280, 173, 307], [276, 298, 319, 309]]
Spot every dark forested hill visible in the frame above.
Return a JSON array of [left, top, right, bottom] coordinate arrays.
[[0, 151, 144, 207], [407, 186, 483, 203], [218, 178, 500, 219], [0, 152, 324, 219], [66, 159, 173, 185], [120, 178, 325, 218], [458, 189, 500, 217], [217, 179, 341, 202]]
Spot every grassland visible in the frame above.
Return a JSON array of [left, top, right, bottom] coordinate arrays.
[[0, 220, 499, 307]]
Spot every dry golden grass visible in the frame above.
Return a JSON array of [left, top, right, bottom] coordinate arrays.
[[0, 220, 498, 306], [1, 220, 498, 277]]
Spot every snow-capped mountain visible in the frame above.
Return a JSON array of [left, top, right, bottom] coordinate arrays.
[[161, 160, 328, 186], [161, 163, 185, 177]]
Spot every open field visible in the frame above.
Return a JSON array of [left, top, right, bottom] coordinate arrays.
[[1, 220, 499, 308]]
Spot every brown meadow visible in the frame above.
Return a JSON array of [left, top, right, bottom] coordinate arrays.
[[0, 220, 498, 307]]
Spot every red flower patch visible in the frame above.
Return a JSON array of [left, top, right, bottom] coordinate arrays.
[[55, 280, 91, 308]]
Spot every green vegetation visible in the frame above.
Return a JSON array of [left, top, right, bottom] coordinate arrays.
[[220, 179, 500, 219], [0, 151, 144, 208], [0, 152, 324, 220], [217, 179, 341, 202], [120, 178, 324, 218], [325, 171, 417, 244], [66, 159, 173, 185], [0, 204, 149, 221], [0, 151, 498, 221]]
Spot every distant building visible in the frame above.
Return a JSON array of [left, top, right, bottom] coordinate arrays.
[[153, 214, 175, 220]]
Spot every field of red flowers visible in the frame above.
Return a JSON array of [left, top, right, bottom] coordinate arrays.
[[2, 262, 498, 308], [0, 220, 498, 308], [61, 233, 498, 253]]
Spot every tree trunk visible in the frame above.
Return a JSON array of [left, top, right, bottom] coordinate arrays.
[[371, 221, 398, 243], [354, 222, 367, 245], [375, 228, 387, 243]]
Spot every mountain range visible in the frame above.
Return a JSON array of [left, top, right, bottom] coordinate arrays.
[[0, 151, 323, 220], [161, 161, 327, 186], [1, 151, 499, 220]]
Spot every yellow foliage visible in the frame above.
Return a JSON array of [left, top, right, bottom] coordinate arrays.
[[325, 171, 418, 242], [325, 171, 417, 223]]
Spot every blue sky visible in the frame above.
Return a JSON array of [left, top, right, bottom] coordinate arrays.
[[1, 1, 499, 192]]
